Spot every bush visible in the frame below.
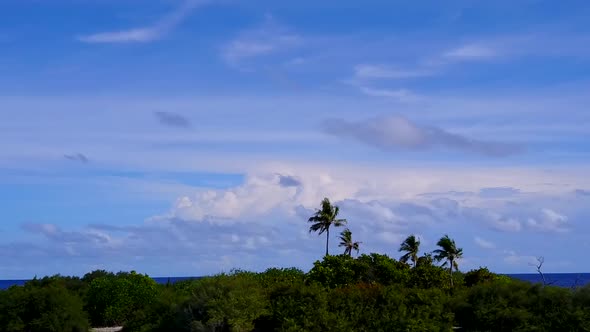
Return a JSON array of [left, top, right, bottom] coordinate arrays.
[[0, 283, 89, 332], [464, 267, 500, 287], [86, 271, 158, 327], [307, 253, 410, 288], [164, 273, 269, 331]]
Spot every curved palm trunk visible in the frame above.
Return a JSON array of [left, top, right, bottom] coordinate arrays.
[[325, 228, 329, 256], [412, 255, 417, 268]]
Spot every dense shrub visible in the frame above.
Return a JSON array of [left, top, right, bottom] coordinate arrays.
[[307, 253, 410, 288], [0, 282, 89, 332], [86, 271, 159, 327]]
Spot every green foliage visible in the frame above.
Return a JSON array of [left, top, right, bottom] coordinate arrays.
[[256, 267, 306, 288], [408, 261, 451, 290], [355, 253, 410, 285], [123, 285, 191, 332], [307, 253, 410, 288], [374, 286, 455, 331], [169, 273, 269, 331], [0, 282, 89, 332], [264, 280, 335, 331], [452, 279, 590, 331], [82, 269, 115, 284], [86, 271, 158, 327], [307, 254, 358, 288], [464, 267, 502, 287], [2, 259, 590, 332]]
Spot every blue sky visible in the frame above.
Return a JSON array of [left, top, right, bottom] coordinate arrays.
[[1, 0, 590, 278]]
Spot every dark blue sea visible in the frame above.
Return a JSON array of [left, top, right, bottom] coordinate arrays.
[[1, 274, 589, 290]]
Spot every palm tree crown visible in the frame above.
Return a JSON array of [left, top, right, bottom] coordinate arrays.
[[338, 228, 361, 257], [308, 197, 347, 256], [433, 234, 463, 287], [399, 235, 420, 267]]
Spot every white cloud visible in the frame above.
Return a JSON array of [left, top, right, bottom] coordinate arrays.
[[222, 17, 302, 66], [78, 0, 206, 43], [377, 231, 405, 245], [526, 208, 569, 232], [498, 218, 523, 232], [5, 163, 590, 277], [474, 236, 495, 249]]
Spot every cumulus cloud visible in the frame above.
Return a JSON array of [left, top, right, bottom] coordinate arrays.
[[3, 164, 588, 277], [321, 114, 523, 157], [163, 174, 304, 223], [154, 111, 192, 128], [64, 152, 89, 163], [78, 0, 207, 43]]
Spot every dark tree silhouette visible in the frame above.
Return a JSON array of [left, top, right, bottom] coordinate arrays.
[[433, 234, 463, 287], [399, 235, 421, 267], [308, 197, 347, 256], [338, 228, 361, 256]]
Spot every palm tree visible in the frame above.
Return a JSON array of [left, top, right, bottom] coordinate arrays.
[[433, 234, 463, 287], [338, 228, 361, 257], [399, 235, 420, 267], [308, 197, 347, 256]]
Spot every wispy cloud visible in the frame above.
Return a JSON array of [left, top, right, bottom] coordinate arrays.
[[358, 87, 419, 102], [222, 16, 302, 66], [354, 64, 433, 79], [350, 43, 499, 99], [78, 0, 207, 43], [64, 153, 89, 163], [444, 43, 498, 59], [503, 250, 538, 266], [154, 111, 192, 129], [321, 114, 523, 157]]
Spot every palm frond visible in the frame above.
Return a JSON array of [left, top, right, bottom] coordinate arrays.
[[333, 218, 347, 227], [309, 222, 327, 234], [400, 252, 412, 263]]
